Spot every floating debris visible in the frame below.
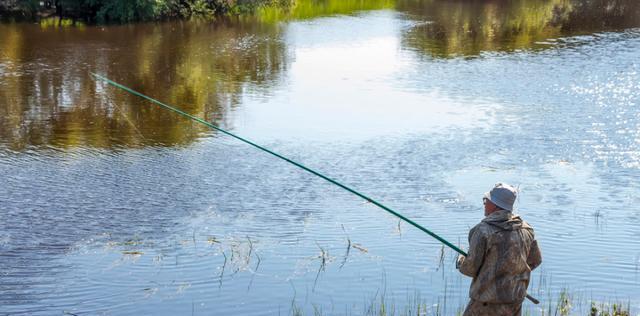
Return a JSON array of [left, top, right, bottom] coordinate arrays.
[[122, 251, 144, 255], [481, 165, 516, 172], [123, 239, 144, 246], [352, 243, 368, 253], [143, 287, 158, 298], [176, 282, 191, 294]]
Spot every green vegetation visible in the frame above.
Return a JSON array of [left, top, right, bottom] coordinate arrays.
[[0, 0, 293, 23], [287, 290, 634, 316], [256, 0, 394, 22], [0, 0, 398, 23], [3, 0, 638, 28]]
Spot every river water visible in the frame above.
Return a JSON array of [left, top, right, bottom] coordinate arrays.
[[1, 1, 640, 315]]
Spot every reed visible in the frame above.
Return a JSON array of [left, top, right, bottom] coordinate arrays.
[[286, 289, 633, 316]]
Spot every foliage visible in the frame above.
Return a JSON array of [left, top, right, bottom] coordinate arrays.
[[257, 0, 392, 22], [0, 0, 40, 18], [0, 0, 282, 22], [88, 0, 157, 23], [18, 0, 40, 13]]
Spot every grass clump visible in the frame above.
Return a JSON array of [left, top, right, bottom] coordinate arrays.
[[590, 301, 631, 316], [287, 288, 635, 316]]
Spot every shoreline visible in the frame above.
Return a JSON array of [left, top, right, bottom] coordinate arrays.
[[0, 0, 288, 24]]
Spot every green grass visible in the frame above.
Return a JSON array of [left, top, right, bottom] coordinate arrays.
[[590, 301, 632, 316], [256, 0, 395, 23], [286, 290, 634, 316]]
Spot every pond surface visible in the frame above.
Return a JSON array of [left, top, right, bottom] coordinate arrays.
[[1, 0, 640, 315]]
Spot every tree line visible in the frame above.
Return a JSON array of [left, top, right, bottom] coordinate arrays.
[[0, 0, 291, 23]]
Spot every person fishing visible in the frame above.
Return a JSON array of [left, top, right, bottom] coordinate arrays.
[[456, 183, 542, 316], [92, 74, 541, 307]]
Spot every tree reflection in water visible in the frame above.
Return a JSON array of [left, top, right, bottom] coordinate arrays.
[[1, 0, 639, 149], [0, 20, 288, 150], [398, 0, 640, 57]]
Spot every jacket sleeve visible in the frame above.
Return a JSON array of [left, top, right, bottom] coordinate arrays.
[[458, 226, 487, 278], [527, 239, 542, 271]]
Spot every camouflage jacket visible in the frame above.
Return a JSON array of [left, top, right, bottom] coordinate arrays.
[[457, 210, 542, 303]]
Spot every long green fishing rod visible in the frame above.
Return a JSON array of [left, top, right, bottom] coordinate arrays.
[[92, 73, 539, 304]]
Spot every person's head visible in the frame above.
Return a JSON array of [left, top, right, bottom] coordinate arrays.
[[483, 183, 517, 216]]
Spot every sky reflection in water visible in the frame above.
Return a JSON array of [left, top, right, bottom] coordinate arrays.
[[1, 0, 640, 315]]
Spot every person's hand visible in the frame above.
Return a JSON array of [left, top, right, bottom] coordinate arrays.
[[456, 255, 465, 269]]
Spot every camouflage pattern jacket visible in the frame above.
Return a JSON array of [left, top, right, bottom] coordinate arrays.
[[457, 210, 542, 303]]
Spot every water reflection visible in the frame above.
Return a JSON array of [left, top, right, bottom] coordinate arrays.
[[0, 20, 288, 150], [398, 0, 640, 57], [1, 1, 640, 315], [2, 0, 639, 149]]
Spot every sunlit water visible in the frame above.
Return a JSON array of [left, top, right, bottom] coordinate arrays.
[[1, 1, 640, 315]]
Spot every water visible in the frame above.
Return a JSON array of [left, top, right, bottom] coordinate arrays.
[[1, 1, 640, 315]]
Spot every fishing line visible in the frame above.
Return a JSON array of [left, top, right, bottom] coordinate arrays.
[[91, 72, 539, 304], [112, 101, 147, 142]]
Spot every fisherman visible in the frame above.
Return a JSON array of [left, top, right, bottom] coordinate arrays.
[[456, 183, 542, 316]]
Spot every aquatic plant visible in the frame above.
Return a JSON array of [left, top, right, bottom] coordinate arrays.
[[554, 289, 572, 316], [590, 301, 632, 316], [286, 287, 634, 316]]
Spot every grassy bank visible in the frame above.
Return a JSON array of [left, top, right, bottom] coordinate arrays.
[[288, 290, 633, 316], [0, 0, 293, 23]]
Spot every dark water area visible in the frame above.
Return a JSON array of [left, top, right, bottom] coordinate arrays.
[[0, 19, 287, 149], [1, 0, 640, 315]]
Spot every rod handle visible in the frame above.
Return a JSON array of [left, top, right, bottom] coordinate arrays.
[[526, 294, 540, 305]]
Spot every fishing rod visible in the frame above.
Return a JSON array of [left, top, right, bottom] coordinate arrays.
[[91, 73, 539, 305]]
